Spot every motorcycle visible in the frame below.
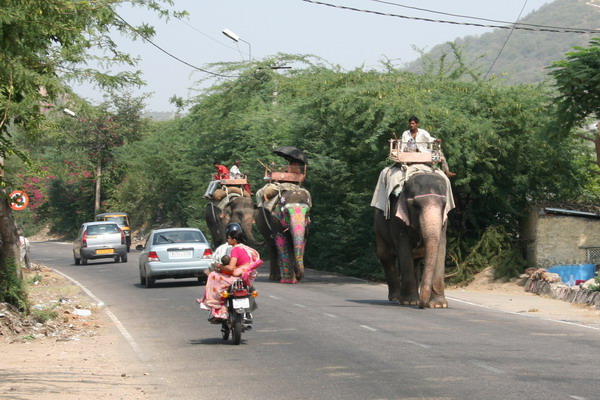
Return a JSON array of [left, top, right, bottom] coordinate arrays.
[[211, 278, 258, 345]]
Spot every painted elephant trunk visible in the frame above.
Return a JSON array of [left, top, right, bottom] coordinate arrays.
[[417, 199, 444, 309], [286, 203, 310, 282]]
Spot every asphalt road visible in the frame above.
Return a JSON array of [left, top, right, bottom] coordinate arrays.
[[31, 241, 599, 400]]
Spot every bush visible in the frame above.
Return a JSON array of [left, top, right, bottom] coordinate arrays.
[[0, 258, 28, 311]]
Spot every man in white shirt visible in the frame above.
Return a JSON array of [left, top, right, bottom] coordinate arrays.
[[401, 116, 455, 178], [230, 160, 242, 179]]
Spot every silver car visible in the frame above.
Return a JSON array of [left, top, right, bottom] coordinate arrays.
[[137, 228, 213, 288], [73, 221, 128, 265]]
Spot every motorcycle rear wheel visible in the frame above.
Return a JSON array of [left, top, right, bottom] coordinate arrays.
[[221, 321, 230, 341], [232, 313, 242, 345]]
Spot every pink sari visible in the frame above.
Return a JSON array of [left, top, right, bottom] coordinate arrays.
[[200, 244, 262, 319]]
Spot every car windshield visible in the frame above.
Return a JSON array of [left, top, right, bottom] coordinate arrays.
[[87, 224, 120, 235], [105, 216, 127, 225], [153, 231, 205, 245]]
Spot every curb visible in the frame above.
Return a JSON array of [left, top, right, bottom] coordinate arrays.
[[525, 278, 600, 308]]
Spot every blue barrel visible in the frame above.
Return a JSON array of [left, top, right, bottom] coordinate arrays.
[[547, 264, 597, 283]]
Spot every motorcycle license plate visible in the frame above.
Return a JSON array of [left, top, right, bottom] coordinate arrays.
[[232, 298, 250, 309]]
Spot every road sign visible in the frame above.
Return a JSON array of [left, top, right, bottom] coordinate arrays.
[[9, 190, 29, 211]]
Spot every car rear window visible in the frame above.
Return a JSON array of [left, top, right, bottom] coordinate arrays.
[[153, 231, 206, 245], [87, 224, 120, 235]]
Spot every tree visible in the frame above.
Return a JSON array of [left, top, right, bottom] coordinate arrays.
[[0, 0, 182, 307], [549, 37, 600, 174]]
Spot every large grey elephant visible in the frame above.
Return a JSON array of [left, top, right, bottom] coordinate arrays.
[[255, 184, 311, 283], [373, 167, 453, 309], [205, 194, 261, 248]]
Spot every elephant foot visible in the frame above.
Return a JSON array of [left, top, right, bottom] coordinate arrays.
[[280, 278, 297, 284], [426, 296, 448, 309], [399, 298, 419, 306]]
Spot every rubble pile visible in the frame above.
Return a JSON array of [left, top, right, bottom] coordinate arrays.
[[1, 264, 101, 343], [524, 267, 600, 308]]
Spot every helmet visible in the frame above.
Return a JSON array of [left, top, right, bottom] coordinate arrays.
[[225, 222, 242, 236]]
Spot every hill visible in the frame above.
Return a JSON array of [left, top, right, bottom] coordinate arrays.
[[405, 0, 600, 84]]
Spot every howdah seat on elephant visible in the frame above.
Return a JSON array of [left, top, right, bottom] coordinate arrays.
[[372, 139, 455, 309]]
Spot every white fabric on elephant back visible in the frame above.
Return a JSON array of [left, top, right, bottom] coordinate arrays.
[[371, 164, 454, 221], [255, 182, 312, 212]]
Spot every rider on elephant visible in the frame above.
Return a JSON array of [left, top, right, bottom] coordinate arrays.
[[402, 116, 456, 178]]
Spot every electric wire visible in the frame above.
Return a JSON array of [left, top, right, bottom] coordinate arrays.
[[366, 0, 594, 32], [178, 19, 251, 59], [484, 0, 529, 79], [302, 0, 600, 34], [115, 13, 240, 78]]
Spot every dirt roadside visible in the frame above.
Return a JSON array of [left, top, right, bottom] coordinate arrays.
[[2, 263, 599, 400], [0, 265, 160, 400]]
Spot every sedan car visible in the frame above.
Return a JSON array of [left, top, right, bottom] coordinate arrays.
[[73, 221, 128, 265], [137, 227, 213, 288]]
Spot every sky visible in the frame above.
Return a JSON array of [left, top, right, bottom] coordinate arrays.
[[75, 0, 554, 112]]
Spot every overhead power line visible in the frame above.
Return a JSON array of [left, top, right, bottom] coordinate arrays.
[[302, 0, 600, 34], [484, 0, 529, 80], [115, 13, 240, 79]]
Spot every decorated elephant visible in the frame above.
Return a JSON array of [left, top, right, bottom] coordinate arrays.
[[255, 183, 311, 283], [205, 192, 261, 248], [372, 163, 454, 308]]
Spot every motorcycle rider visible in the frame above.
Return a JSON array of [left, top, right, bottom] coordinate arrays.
[[199, 223, 260, 321]]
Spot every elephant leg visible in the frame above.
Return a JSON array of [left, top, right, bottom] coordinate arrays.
[[397, 239, 419, 306], [275, 233, 296, 284], [375, 228, 401, 302], [268, 241, 281, 282]]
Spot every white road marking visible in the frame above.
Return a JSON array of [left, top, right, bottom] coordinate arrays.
[[404, 340, 431, 349], [569, 396, 588, 400], [51, 268, 147, 362], [472, 361, 505, 374], [323, 313, 338, 318], [360, 325, 377, 331], [269, 295, 280, 300], [294, 303, 307, 308]]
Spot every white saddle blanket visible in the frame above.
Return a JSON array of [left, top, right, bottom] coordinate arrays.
[[371, 164, 455, 224]]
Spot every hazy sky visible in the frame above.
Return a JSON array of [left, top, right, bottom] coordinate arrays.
[[76, 0, 555, 112]]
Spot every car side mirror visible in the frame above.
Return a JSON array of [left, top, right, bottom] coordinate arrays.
[[135, 244, 144, 251]]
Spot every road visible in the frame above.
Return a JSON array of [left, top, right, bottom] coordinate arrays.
[[31, 241, 599, 400]]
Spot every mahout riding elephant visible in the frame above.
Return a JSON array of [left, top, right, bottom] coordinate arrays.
[[205, 194, 261, 248], [255, 184, 311, 283], [373, 165, 454, 309]]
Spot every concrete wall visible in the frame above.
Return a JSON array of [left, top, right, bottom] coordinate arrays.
[[523, 211, 600, 268]]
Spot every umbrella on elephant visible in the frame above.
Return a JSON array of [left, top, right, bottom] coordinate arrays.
[[273, 146, 308, 165]]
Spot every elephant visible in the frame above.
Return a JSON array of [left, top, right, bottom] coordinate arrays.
[[205, 194, 261, 248], [373, 165, 454, 309], [255, 184, 311, 283]]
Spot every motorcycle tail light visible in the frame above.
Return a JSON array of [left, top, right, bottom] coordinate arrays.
[[233, 289, 248, 297], [251, 290, 259, 298]]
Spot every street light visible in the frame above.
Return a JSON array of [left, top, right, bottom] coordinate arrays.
[[222, 28, 252, 61]]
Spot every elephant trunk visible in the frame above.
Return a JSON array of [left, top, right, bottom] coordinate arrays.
[[241, 218, 262, 248], [286, 203, 310, 281], [417, 200, 444, 309]]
